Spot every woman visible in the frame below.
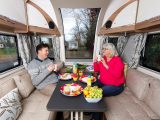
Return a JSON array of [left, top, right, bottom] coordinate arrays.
[[94, 43, 125, 97], [90, 43, 125, 120]]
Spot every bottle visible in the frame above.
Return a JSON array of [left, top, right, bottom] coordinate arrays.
[[87, 75, 92, 87], [73, 63, 78, 74]]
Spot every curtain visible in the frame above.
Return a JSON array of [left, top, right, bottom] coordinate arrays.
[[16, 34, 31, 68], [121, 33, 147, 68], [117, 36, 128, 56], [129, 33, 148, 68], [52, 36, 60, 60]]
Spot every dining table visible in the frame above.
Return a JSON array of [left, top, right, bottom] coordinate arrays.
[[47, 66, 107, 120]]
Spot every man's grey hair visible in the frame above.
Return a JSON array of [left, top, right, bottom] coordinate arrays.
[[102, 43, 118, 57]]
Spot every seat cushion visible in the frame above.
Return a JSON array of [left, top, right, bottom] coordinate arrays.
[[104, 88, 159, 120], [144, 79, 160, 117], [13, 71, 35, 98], [126, 69, 153, 100], [0, 79, 16, 98], [17, 90, 56, 120]]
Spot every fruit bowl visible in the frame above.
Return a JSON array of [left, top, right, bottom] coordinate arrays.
[[83, 86, 103, 103], [85, 97, 102, 103]]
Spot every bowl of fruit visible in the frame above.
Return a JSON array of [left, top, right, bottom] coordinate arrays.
[[83, 86, 103, 103]]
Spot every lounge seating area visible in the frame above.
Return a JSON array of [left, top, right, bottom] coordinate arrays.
[[0, 69, 56, 120], [1, 67, 160, 120], [104, 69, 160, 120]]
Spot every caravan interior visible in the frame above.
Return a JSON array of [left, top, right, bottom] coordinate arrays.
[[0, 0, 160, 120]]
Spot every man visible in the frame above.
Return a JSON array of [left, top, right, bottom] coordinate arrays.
[[27, 43, 63, 96]]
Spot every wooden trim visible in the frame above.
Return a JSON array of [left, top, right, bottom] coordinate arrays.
[[99, 0, 137, 35], [29, 26, 60, 36], [135, 16, 160, 30], [27, 1, 60, 35], [135, 0, 139, 25], [99, 25, 135, 35], [105, 0, 136, 26], [28, 1, 52, 23], [0, 15, 27, 33], [24, 0, 29, 32]]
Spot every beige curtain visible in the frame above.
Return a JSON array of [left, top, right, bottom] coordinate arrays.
[[16, 34, 31, 68]]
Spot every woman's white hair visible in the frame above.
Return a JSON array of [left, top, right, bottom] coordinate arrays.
[[102, 43, 118, 57]]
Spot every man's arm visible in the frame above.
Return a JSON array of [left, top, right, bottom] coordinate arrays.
[[27, 63, 51, 86]]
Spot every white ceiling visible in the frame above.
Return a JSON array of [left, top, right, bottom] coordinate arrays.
[[50, 0, 111, 34]]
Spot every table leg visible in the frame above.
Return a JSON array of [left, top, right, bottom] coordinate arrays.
[[71, 112, 73, 120], [75, 112, 78, 120], [80, 112, 83, 120]]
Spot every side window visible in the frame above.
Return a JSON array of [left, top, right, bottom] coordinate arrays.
[[140, 33, 160, 72], [108, 37, 118, 48], [40, 37, 54, 58], [0, 34, 21, 73]]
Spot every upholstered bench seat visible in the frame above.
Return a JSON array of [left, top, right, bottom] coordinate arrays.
[[104, 69, 160, 120]]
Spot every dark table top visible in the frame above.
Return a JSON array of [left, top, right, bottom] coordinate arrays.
[[47, 80, 107, 112]]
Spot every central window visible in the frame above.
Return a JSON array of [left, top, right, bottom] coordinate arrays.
[[60, 8, 100, 59]]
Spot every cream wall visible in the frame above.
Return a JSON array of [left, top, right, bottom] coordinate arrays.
[[102, 0, 129, 26], [31, 0, 58, 26], [0, 0, 26, 24], [112, 1, 137, 28], [137, 0, 160, 22], [27, 4, 49, 28]]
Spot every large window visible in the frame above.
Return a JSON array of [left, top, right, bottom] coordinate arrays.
[[108, 37, 118, 48], [0, 34, 21, 73], [140, 33, 160, 72], [61, 8, 100, 59]]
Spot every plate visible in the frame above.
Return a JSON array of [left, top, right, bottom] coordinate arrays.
[[79, 75, 96, 83], [59, 73, 72, 80], [60, 83, 83, 96]]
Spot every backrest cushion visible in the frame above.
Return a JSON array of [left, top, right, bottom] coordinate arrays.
[[126, 69, 153, 100], [13, 71, 35, 98], [0, 79, 16, 98], [144, 79, 160, 117], [0, 88, 22, 120]]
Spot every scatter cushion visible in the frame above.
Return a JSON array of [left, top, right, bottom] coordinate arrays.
[[0, 88, 22, 120], [13, 72, 35, 98]]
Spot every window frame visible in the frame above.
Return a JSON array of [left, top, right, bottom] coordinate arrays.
[[0, 34, 21, 73], [139, 32, 160, 73], [60, 8, 100, 61]]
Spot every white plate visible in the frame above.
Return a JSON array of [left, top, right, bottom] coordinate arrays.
[[59, 73, 72, 80]]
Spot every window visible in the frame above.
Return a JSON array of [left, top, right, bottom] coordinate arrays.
[[40, 37, 54, 58], [61, 8, 100, 59], [140, 33, 160, 72], [0, 34, 21, 73], [108, 37, 118, 48]]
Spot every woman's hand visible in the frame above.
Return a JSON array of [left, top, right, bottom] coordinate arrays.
[[101, 58, 109, 70]]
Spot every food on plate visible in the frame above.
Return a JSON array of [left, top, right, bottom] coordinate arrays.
[[59, 73, 72, 80], [60, 83, 83, 96], [80, 75, 96, 83], [63, 86, 70, 95]]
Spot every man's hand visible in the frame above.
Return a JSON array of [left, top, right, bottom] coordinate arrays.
[[47, 64, 55, 72], [101, 58, 109, 70]]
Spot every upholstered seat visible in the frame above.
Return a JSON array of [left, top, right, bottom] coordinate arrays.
[[104, 69, 160, 120], [0, 69, 56, 120]]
